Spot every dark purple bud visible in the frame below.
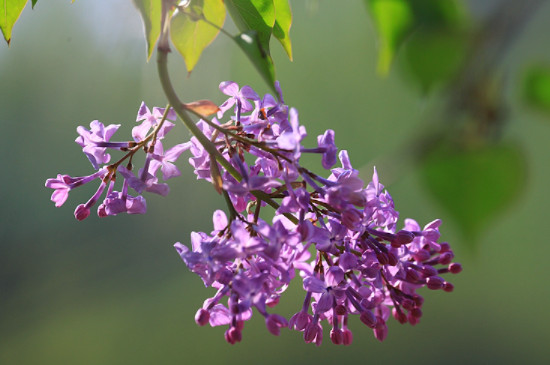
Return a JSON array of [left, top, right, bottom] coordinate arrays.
[[421, 266, 438, 278], [439, 242, 451, 252], [443, 282, 454, 292], [438, 252, 454, 265], [376, 252, 389, 266], [426, 276, 445, 290], [342, 328, 353, 345], [373, 318, 388, 342], [405, 268, 421, 282], [330, 329, 343, 345], [387, 252, 398, 266], [449, 262, 463, 274], [394, 230, 415, 245], [393, 308, 408, 324], [225, 326, 242, 344], [74, 204, 91, 221], [334, 304, 347, 316], [413, 249, 431, 262], [401, 298, 414, 310], [408, 312, 420, 326], [413, 295, 424, 307], [359, 310, 377, 328], [411, 307, 423, 319], [195, 308, 210, 326]]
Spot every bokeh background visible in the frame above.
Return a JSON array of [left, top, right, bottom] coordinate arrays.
[[1, 1, 549, 364]]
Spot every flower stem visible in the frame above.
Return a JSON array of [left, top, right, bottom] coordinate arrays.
[[156, 45, 298, 225]]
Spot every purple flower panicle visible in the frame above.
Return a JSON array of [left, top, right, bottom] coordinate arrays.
[[46, 82, 461, 345], [45, 103, 184, 220], [173, 81, 462, 345]]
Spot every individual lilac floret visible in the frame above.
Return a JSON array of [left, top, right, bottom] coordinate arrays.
[[317, 129, 338, 169], [45, 168, 108, 208], [276, 107, 306, 160], [75, 121, 120, 170], [174, 81, 461, 346], [217, 81, 260, 120], [149, 141, 192, 180], [133, 102, 176, 142]]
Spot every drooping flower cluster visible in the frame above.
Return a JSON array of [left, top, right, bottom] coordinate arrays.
[[45, 103, 190, 220], [174, 81, 462, 345], [45, 80, 461, 346]]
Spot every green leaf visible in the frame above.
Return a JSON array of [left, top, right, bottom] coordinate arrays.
[[1, 0, 28, 45], [365, 0, 413, 75], [272, 0, 292, 60], [234, 30, 276, 95], [365, 0, 465, 76], [408, 0, 464, 29], [132, 0, 162, 60], [225, 0, 275, 54], [31, 0, 37, 8], [170, 0, 225, 73], [399, 29, 466, 92], [523, 65, 550, 115], [421, 143, 526, 247]]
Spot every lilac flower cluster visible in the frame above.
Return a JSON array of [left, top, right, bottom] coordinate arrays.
[[45, 80, 461, 345], [174, 81, 462, 345], [45, 103, 189, 220]]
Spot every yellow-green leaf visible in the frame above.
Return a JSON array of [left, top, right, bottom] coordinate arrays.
[[365, 0, 413, 75], [170, 0, 225, 73], [234, 30, 276, 95], [1, 0, 28, 45], [273, 0, 292, 60], [132, 0, 162, 60], [226, 0, 275, 54]]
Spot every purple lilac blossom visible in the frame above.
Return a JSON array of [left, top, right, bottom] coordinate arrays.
[[46, 103, 184, 220], [45, 82, 461, 345], [173, 81, 462, 345], [75, 121, 121, 170]]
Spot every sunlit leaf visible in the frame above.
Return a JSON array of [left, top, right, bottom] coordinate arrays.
[[421, 143, 526, 247], [132, 0, 162, 60], [1, 0, 28, 45], [365, 0, 413, 75], [273, 0, 292, 60], [225, 0, 275, 54], [182, 99, 219, 116], [234, 30, 276, 95], [400, 29, 466, 92], [523, 66, 550, 115], [170, 0, 225, 73]]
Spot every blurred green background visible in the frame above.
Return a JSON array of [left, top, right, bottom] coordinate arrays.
[[1, 1, 550, 364]]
